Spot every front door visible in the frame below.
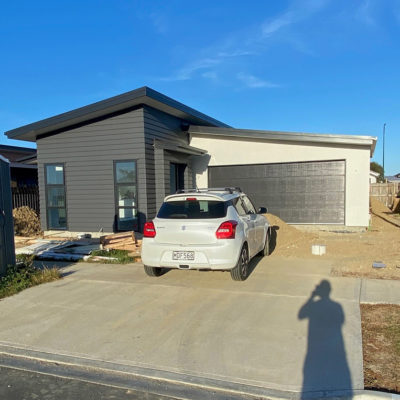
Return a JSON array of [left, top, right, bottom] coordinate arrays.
[[170, 163, 186, 194]]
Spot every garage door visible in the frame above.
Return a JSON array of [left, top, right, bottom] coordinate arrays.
[[208, 160, 345, 224]]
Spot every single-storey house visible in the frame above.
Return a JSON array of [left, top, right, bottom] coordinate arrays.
[[386, 173, 400, 183], [369, 170, 380, 184], [0, 144, 37, 187], [5, 87, 376, 233]]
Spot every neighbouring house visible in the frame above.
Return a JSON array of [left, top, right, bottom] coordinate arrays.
[[386, 173, 400, 183], [0, 144, 37, 188], [369, 170, 380, 184], [4, 87, 377, 234]]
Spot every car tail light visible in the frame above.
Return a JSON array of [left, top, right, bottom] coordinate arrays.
[[143, 221, 156, 238], [186, 197, 197, 201], [216, 220, 238, 239]]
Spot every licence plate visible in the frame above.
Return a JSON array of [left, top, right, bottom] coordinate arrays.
[[172, 251, 195, 261]]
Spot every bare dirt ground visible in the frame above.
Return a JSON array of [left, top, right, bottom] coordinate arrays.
[[361, 304, 400, 394], [266, 199, 400, 280]]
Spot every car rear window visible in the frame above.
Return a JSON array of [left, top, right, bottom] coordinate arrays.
[[157, 200, 227, 219]]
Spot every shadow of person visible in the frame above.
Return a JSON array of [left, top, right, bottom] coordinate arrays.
[[298, 280, 352, 399]]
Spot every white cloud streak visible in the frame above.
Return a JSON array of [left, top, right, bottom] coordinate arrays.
[[160, 0, 331, 86], [236, 73, 280, 88]]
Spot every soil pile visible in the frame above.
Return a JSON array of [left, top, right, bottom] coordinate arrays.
[[264, 213, 316, 256], [13, 207, 42, 236], [264, 210, 400, 279], [370, 197, 391, 214]]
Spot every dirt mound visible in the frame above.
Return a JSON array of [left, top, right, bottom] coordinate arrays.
[[13, 206, 42, 236], [264, 213, 316, 256], [370, 198, 391, 214]]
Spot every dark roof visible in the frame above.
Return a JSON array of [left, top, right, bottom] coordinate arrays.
[[5, 86, 230, 142], [0, 144, 36, 153]]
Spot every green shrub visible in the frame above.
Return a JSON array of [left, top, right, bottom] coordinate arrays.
[[16, 253, 35, 268], [0, 262, 61, 300]]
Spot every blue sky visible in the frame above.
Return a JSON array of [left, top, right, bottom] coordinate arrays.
[[1, 0, 399, 174]]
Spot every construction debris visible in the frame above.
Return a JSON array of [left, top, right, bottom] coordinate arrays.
[[100, 231, 141, 256], [15, 239, 100, 261], [13, 206, 42, 236]]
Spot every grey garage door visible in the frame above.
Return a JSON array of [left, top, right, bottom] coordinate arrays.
[[208, 160, 345, 224]]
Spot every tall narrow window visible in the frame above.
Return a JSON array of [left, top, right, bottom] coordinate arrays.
[[114, 160, 137, 231], [45, 164, 67, 230]]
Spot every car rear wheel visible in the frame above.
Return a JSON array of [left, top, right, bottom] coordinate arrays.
[[259, 231, 270, 257], [230, 245, 249, 281], [144, 265, 164, 277]]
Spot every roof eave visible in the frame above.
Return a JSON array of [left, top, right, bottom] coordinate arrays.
[[5, 87, 229, 142], [189, 126, 377, 156]]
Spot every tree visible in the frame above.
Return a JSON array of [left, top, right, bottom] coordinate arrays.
[[370, 161, 384, 182]]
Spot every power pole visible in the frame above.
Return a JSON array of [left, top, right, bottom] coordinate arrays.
[[383, 123, 386, 182]]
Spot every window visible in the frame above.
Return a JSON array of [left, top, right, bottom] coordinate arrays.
[[157, 200, 228, 219], [45, 164, 67, 229], [242, 196, 256, 214], [233, 198, 247, 216], [114, 160, 137, 231]]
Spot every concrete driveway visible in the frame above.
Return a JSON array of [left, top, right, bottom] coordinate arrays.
[[0, 256, 363, 398]]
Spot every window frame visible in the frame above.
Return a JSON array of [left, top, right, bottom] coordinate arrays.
[[113, 159, 138, 231], [44, 163, 68, 230]]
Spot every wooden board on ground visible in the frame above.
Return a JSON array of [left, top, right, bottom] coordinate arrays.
[[100, 231, 141, 256]]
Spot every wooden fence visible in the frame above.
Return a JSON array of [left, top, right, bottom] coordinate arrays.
[[12, 186, 40, 215], [370, 182, 400, 208]]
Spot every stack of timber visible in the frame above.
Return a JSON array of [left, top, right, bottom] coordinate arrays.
[[100, 232, 141, 256]]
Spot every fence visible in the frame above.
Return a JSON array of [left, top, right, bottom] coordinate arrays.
[[12, 186, 40, 215], [370, 182, 400, 208]]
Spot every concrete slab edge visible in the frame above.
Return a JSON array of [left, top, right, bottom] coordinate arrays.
[[0, 343, 397, 400]]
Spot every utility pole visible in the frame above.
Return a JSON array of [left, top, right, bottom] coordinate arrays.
[[383, 123, 386, 182]]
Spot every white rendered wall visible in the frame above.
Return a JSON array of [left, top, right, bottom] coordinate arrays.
[[190, 135, 371, 227]]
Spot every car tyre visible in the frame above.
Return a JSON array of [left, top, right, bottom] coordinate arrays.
[[144, 265, 164, 277], [230, 245, 249, 281], [259, 231, 270, 257]]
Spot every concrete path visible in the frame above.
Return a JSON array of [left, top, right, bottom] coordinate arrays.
[[0, 256, 383, 398]]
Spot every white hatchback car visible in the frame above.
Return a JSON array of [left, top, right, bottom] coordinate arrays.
[[141, 188, 271, 281]]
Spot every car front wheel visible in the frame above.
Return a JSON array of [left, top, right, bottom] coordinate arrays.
[[230, 245, 249, 281]]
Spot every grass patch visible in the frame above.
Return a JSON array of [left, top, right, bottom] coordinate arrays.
[[0, 254, 61, 300], [88, 249, 135, 264], [361, 304, 400, 394]]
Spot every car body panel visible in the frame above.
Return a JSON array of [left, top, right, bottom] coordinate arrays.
[[141, 189, 270, 271]]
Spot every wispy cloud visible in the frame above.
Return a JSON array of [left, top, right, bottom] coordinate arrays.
[[237, 73, 280, 89], [159, 0, 330, 86], [262, 0, 330, 37]]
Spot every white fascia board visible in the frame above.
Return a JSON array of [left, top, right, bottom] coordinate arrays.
[[189, 126, 377, 157]]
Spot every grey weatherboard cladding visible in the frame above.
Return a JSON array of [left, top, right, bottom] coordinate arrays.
[[37, 105, 195, 232], [37, 107, 147, 232], [208, 160, 346, 224]]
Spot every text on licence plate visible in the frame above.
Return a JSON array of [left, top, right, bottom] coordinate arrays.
[[172, 251, 195, 261]]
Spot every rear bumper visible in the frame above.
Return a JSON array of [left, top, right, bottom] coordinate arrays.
[[141, 239, 242, 270]]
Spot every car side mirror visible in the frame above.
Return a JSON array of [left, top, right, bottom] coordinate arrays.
[[258, 207, 267, 214]]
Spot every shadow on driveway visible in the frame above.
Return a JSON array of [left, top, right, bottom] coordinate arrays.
[[298, 280, 352, 398]]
